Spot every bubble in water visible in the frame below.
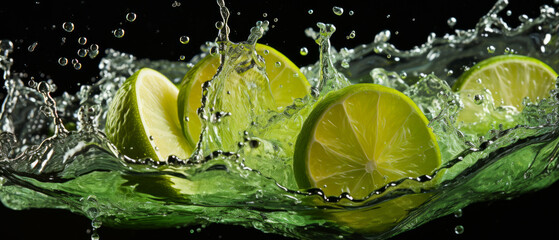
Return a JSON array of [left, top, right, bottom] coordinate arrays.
[[179, 35, 190, 44], [274, 61, 282, 68], [215, 21, 224, 30], [487, 45, 496, 53], [349, 10, 354, 16], [474, 95, 484, 104], [58, 57, 68, 66], [171, 0, 181, 7], [454, 225, 464, 234], [27, 42, 38, 52], [71, 58, 79, 65], [506, 10, 512, 16], [113, 28, 125, 38], [263, 13, 268, 18], [126, 12, 137, 22], [300, 47, 308, 56], [263, 49, 270, 55], [62, 22, 74, 32], [78, 37, 87, 45], [447, 17, 457, 28], [308, 9, 313, 15], [332, 6, 344, 16], [77, 48, 89, 58], [179, 55, 186, 60]]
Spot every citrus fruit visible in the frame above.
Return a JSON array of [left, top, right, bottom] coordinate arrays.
[[453, 55, 557, 134], [105, 68, 193, 161], [293, 83, 441, 199], [177, 43, 311, 148]]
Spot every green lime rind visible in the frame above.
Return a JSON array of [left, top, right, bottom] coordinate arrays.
[[293, 83, 441, 193], [452, 54, 558, 91], [106, 68, 159, 160]]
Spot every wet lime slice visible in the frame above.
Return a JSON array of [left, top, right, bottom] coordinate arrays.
[[105, 68, 193, 161], [177, 43, 311, 148], [293, 84, 441, 199], [453, 55, 557, 134]]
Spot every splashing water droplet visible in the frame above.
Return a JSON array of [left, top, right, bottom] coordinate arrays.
[[78, 37, 87, 45], [113, 28, 125, 38], [58, 57, 68, 66], [77, 48, 89, 58], [126, 12, 137, 22], [73, 62, 82, 70], [300, 47, 308, 56], [454, 225, 464, 234], [62, 22, 74, 32], [179, 35, 190, 44], [332, 6, 344, 16], [27, 42, 38, 52], [447, 17, 457, 28]]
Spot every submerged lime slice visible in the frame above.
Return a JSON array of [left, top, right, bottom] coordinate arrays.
[[177, 43, 311, 148], [453, 55, 557, 134], [293, 84, 441, 199], [105, 68, 193, 161]]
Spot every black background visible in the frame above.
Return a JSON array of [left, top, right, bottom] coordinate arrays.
[[1, 0, 558, 239]]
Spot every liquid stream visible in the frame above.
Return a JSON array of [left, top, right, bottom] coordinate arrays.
[[1, 1, 559, 239]]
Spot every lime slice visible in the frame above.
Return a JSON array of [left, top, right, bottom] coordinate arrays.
[[105, 68, 193, 161], [177, 43, 311, 148], [453, 55, 557, 134], [293, 84, 441, 199]]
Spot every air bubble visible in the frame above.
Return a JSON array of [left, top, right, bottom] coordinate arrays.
[[263, 13, 268, 18], [58, 57, 68, 66], [179, 35, 190, 44], [453, 209, 463, 218], [263, 49, 270, 55], [332, 6, 344, 16], [113, 28, 125, 38], [349, 10, 354, 16], [300, 47, 308, 56], [78, 37, 87, 45], [308, 9, 314, 15], [126, 12, 137, 22], [89, 44, 99, 51], [474, 95, 484, 104], [171, 1, 181, 7], [506, 10, 512, 16], [347, 30, 356, 39], [215, 21, 224, 30], [73, 62, 82, 70], [274, 61, 282, 68], [62, 22, 74, 32], [487, 45, 496, 53]]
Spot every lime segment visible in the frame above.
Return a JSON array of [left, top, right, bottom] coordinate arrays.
[[105, 68, 193, 161], [453, 55, 557, 134], [293, 84, 441, 199]]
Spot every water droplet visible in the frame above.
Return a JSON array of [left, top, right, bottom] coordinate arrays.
[[179, 35, 190, 44], [78, 37, 87, 45], [149, 135, 154, 141], [215, 21, 224, 30], [446, 69, 454, 76], [487, 45, 496, 53], [154, 146, 159, 151], [179, 55, 186, 61], [58, 57, 68, 66], [262, 13, 268, 18], [273, 18, 278, 23], [274, 61, 282, 68], [126, 12, 137, 22], [113, 28, 125, 38], [476, 78, 482, 84], [506, 10, 512, 16], [263, 49, 270, 55], [73, 62, 82, 70], [454, 225, 464, 234], [77, 48, 89, 58], [27, 42, 38, 52], [91, 219, 102, 229], [347, 30, 356, 39], [447, 17, 457, 28], [300, 47, 308, 56], [89, 44, 99, 51], [171, 0, 181, 7], [62, 22, 74, 32], [453, 209, 463, 218], [308, 9, 314, 15], [332, 6, 344, 16]]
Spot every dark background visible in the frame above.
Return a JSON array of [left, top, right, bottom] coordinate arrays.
[[1, 0, 558, 239]]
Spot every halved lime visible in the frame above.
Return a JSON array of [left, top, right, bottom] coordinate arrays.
[[453, 55, 557, 134], [177, 43, 311, 148], [293, 84, 441, 199], [105, 68, 193, 161]]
